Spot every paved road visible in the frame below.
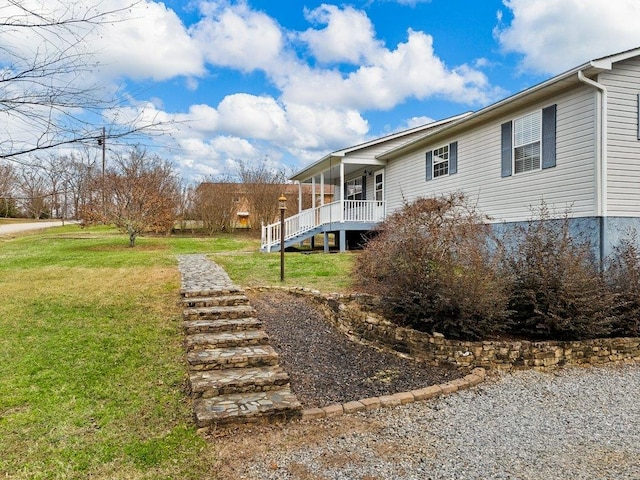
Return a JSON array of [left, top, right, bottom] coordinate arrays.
[[0, 220, 72, 236]]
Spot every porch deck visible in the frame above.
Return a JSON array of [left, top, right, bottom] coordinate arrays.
[[261, 200, 385, 252]]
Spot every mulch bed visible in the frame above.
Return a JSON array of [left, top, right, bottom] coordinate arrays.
[[249, 291, 463, 408]]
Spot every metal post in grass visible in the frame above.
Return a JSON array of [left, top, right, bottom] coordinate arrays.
[[279, 194, 287, 282]]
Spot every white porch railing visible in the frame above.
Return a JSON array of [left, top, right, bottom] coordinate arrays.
[[261, 200, 386, 251]]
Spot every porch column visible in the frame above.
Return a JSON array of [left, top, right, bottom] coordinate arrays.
[[320, 172, 325, 206], [297, 181, 302, 212], [340, 162, 345, 222], [311, 177, 316, 209], [339, 229, 346, 252]]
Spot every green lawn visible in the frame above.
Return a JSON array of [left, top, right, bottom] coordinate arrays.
[[0, 225, 354, 479]]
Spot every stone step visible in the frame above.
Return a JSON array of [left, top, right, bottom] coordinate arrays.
[[187, 345, 280, 371], [189, 366, 291, 399], [182, 294, 249, 308], [193, 388, 302, 427], [183, 304, 256, 321], [185, 330, 269, 351], [183, 317, 262, 335], [181, 286, 244, 298]]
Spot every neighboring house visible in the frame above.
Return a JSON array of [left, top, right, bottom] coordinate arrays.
[[262, 47, 640, 262], [198, 182, 333, 230]]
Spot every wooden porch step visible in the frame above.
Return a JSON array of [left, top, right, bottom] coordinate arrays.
[[183, 304, 256, 321], [182, 294, 249, 308], [183, 317, 262, 335], [185, 330, 269, 351], [187, 345, 280, 371], [193, 388, 302, 427], [189, 366, 291, 399]]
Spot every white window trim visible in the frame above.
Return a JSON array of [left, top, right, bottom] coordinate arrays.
[[432, 144, 450, 178], [513, 110, 542, 175]]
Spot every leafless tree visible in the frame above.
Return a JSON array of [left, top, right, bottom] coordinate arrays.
[[237, 160, 288, 231], [193, 179, 239, 234], [80, 148, 181, 247], [17, 165, 50, 219], [0, 1, 165, 162], [0, 161, 17, 216]]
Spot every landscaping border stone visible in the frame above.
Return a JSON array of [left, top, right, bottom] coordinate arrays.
[[247, 286, 640, 372]]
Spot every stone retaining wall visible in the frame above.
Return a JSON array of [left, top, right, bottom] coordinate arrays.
[[249, 287, 640, 372]]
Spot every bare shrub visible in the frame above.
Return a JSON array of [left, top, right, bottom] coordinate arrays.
[[605, 231, 640, 336], [503, 204, 613, 340], [354, 193, 510, 340]]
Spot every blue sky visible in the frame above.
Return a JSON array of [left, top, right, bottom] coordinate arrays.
[[6, 0, 640, 181]]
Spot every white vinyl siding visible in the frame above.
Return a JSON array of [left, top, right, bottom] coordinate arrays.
[[385, 86, 597, 223], [600, 58, 640, 215]]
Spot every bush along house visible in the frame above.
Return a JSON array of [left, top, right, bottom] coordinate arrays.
[[262, 46, 640, 262]]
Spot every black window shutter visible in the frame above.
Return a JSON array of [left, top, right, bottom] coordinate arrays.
[[361, 174, 367, 200], [638, 94, 640, 140], [426, 151, 433, 181], [449, 141, 458, 175], [542, 104, 557, 169], [501, 121, 512, 177]]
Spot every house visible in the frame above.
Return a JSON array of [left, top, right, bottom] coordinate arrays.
[[197, 182, 334, 230], [262, 46, 640, 262]]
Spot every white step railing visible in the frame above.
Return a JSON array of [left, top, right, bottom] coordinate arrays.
[[261, 200, 386, 251]]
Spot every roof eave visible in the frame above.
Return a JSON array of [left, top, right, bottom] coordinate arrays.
[[377, 60, 613, 161]]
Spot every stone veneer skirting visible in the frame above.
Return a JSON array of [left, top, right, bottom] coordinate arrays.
[[248, 287, 640, 372]]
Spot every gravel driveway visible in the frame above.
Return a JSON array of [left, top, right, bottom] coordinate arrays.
[[215, 290, 640, 479], [217, 365, 640, 479]]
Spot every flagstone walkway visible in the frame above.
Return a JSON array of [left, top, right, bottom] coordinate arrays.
[[177, 254, 302, 429]]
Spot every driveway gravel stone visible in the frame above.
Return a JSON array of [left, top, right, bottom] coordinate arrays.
[[232, 365, 640, 479]]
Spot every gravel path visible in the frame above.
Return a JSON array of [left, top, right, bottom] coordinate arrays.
[[218, 365, 640, 480], [249, 291, 461, 408], [0, 220, 70, 235]]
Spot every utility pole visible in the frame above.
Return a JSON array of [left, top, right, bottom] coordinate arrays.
[[98, 127, 106, 214]]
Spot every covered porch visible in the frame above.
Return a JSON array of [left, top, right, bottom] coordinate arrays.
[[261, 153, 387, 252]]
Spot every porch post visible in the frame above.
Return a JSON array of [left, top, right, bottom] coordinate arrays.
[[339, 230, 346, 253], [340, 162, 345, 223], [297, 181, 302, 213], [320, 172, 325, 206], [311, 177, 316, 210]]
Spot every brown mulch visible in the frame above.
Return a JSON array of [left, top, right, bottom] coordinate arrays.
[[248, 291, 463, 408]]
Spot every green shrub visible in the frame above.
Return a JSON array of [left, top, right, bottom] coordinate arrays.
[[503, 205, 614, 340], [354, 193, 510, 339]]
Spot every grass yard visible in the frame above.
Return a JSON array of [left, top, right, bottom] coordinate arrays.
[[0, 225, 354, 479]]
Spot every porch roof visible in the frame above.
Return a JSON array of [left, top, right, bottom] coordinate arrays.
[[289, 111, 472, 184]]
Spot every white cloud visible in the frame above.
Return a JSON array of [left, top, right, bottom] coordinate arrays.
[[191, 1, 284, 72], [93, 1, 205, 81], [0, 0, 204, 83], [300, 5, 383, 64], [282, 28, 502, 110], [496, 0, 640, 75]]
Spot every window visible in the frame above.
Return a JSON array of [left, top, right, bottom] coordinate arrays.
[[513, 111, 541, 174], [374, 171, 383, 201], [432, 145, 449, 178], [426, 141, 458, 181], [502, 105, 556, 178], [346, 177, 363, 200]]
